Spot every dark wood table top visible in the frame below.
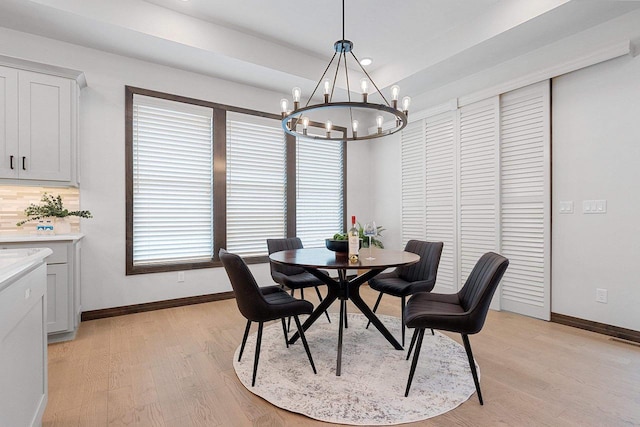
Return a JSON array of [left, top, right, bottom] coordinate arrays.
[[269, 247, 420, 270]]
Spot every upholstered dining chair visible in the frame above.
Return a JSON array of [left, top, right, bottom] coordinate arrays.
[[366, 240, 444, 346], [219, 249, 317, 386], [403, 252, 509, 403], [267, 237, 331, 325]]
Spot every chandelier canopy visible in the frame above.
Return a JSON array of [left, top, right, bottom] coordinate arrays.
[[280, 0, 410, 142]]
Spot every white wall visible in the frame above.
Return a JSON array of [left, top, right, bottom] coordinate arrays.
[[552, 54, 640, 331], [370, 134, 403, 251], [0, 27, 369, 311]]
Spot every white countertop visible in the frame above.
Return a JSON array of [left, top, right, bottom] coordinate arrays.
[[0, 233, 85, 243], [0, 247, 53, 289]]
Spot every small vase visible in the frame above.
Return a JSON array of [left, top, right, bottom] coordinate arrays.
[[54, 217, 72, 235]]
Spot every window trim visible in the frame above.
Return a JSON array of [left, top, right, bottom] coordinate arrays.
[[125, 86, 346, 275]]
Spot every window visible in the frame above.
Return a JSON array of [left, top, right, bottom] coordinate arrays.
[[130, 94, 214, 270], [226, 113, 286, 257], [126, 86, 346, 274], [296, 136, 345, 248]]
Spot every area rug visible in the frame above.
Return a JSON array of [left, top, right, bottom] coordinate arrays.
[[232, 313, 478, 425]]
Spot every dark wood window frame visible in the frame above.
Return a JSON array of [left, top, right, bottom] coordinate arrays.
[[125, 86, 347, 275]]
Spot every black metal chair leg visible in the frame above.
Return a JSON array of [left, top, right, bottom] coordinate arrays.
[[287, 289, 295, 332], [462, 334, 483, 405], [401, 296, 406, 347], [366, 292, 383, 329], [431, 329, 435, 335], [281, 318, 289, 348], [294, 315, 317, 374], [406, 328, 418, 360], [238, 320, 251, 362], [405, 328, 425, 397], [314, 285, 331, 323], [251, 322, 264, 387]]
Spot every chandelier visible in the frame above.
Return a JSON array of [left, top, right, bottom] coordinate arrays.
[[280, 0, 410, 142]]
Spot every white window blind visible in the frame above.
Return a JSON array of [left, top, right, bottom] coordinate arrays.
[[500, 81, 550, 320], [226, 113, 286, 257], [132, 95, 214, 265], [425, 112, 457, 291], [458, 98, 499, 291], [401, 120, 427, 247], [297, 137, 344, 248]]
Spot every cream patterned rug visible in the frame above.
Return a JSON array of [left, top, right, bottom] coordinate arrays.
[[233, 313, 478, 425]]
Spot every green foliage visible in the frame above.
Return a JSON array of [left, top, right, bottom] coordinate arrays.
[[330, 223, 386, 248], [16, 193, 93, 227], [357, 222, 385, 248]]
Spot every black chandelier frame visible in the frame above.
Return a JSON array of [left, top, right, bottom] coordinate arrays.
[[281, 0, 409, 142]]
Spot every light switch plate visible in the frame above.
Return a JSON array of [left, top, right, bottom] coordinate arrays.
[[559, 201, 574, 214], [583, 200, 607, 214]]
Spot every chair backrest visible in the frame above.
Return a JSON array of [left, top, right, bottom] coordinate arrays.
[[457, 252, 509, 334], [267, 237, 305, 276], [397, 240, 444, 284], [219, 249, 272, 321]]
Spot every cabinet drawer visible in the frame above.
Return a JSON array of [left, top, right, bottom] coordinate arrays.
[[1, 242, 68, 264]]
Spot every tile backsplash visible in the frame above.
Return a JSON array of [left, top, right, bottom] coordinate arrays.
[[0, 186, 81, 235]]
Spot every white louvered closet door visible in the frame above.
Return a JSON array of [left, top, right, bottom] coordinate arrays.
[[401, 119, 426, 247], [425, 112, 457, 292], [458, 97, 500, 303], [499, 81, 550, 320]]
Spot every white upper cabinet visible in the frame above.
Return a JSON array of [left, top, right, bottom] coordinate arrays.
[[0, 61, 82, 185]]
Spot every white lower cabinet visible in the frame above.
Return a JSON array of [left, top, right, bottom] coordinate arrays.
[[0, 262, 48, 427], [1, 235, 83, 342], [46, 263, 69, 333]]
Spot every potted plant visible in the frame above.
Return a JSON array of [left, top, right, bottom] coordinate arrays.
[[16, 193, 92, 234], [358, 222, 385, 248]]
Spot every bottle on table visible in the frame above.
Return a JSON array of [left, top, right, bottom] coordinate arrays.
[[348, 215, 359, 262]]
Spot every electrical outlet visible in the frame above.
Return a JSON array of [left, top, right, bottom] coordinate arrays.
[[177, 271, 185, 282], [596, 288, 607, 303]]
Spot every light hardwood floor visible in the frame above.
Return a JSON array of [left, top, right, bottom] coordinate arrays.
[[43, 285, 640, 426]]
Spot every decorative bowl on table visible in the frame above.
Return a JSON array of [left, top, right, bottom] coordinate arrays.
[[325, 238, 349, 253], [325, 238, 362, 253]]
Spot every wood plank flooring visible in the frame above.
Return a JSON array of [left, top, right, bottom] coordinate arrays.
[[43, 286, 640, 426]]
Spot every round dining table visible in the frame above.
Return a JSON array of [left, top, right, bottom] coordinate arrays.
[[269, 247, 420, 376]]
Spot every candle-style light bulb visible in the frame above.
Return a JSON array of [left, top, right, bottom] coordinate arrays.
[[376, 115, 384, 134], [402, 96, 411, 114], [391, 85, 400, 109], [280, 98, 289, 118], [302, 116, 309, 135], [325, 120, 332, 138], [360, 78, 369, 102], [352, 119, 359, 139], [323, 79, 331, 103], [292, 87, 301, 110]]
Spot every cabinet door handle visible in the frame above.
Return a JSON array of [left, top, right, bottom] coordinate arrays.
[[22, 156, 26, 170], [10, 155, 14, 170]]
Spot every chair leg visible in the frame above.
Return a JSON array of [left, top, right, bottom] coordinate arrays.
[[431, 329, 435, 335], [238, 320, 251, 362], [461, 334, 483, 405], [287, 289, 295, 332], [366, 292, 383, 329], [314, 285, 331, 323], [401, 296, 406, 347], [251, 322, 264, 387], [406, 328, 418, 360], [405, 328, 425, 397], [294, 315, 317, 374], [281, 318, 289, 348]]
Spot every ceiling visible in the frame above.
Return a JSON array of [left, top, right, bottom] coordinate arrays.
[[1, 0, 640, 101]]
